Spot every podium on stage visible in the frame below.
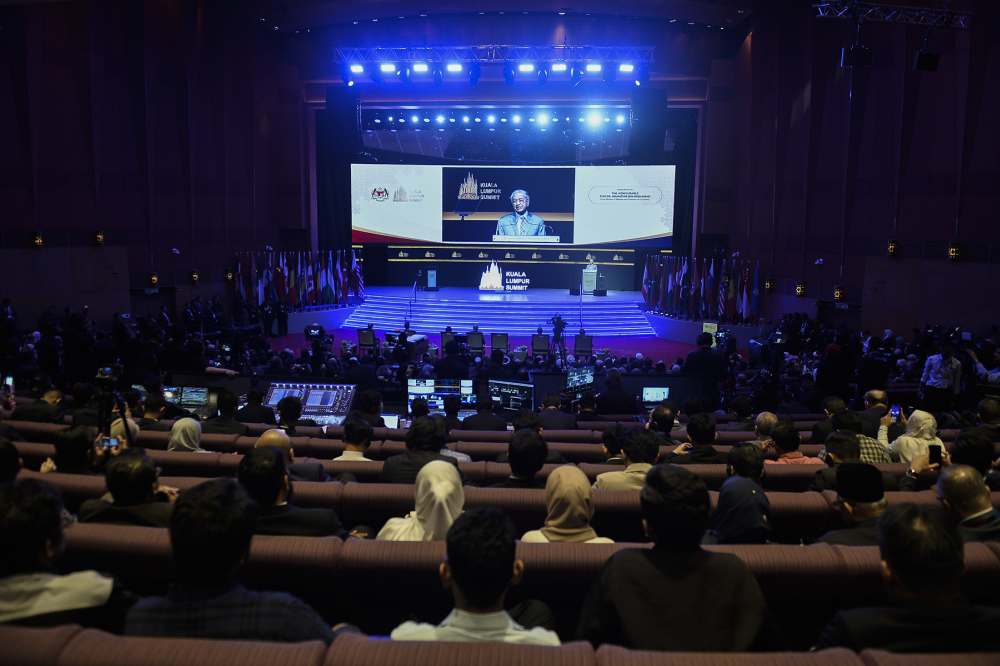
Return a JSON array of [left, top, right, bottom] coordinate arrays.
[[582, 266, 598, 295]]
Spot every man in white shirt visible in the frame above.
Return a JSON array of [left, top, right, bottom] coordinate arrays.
[[593, 431, 659, 491], [390, 507, 560, 646], [332, 416, 374, 462], [920, 344, 961, 413]]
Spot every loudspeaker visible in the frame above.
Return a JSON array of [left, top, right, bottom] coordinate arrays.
[[569, 287, 581, 296], [594, 289, 607, 297]]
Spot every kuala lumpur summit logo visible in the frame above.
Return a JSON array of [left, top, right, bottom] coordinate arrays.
[[457, 173, 479, 200]]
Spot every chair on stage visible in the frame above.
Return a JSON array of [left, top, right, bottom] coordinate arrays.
[[467, 330, 485, 356], [573, 333, 593, 358], [490, 332, 508, 354], [357, 328, 377, 357], [531, 333, 550, 357]]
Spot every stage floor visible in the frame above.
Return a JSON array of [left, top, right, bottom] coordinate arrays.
[[364, 286, 644, 304]]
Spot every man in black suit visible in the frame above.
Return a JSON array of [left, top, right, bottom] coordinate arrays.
[[811, 431, 899, 492], [354, 389, 386, 428], [815, 462, 886, 546], [237, 447, 344, 537], [936, 465, 1000, 542], [809, 396, 846, 445], [681, 332, 725, 411], [815, 503, 1000, 652], [201, 390, 248, 436], [664, 412, 728, 464], [254, 429, 328, 483], [12, 389, 63, 423], [966, 397, 1000, 444], [492, 428, 547, 488], [442, 394, 464, 432], [69, 383, 100, 427], [78, 453, 175, 528], [381, 416, 458, 484], [647, 401, 681, 444], [234, 390, 276, 425], [576, 392, 599, 421], [434, 340, 469, 380], [596, 370, 640, 415], [135, 394, 171, 432], [277, 396, 317, 433], [950, 430, 1000, 491], [460, 395, 508, 431], [537, 393, 577, 430]]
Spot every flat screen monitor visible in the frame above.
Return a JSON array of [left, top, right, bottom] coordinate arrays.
[[406, 378, 475, 415], [531, 334, 550, 354], [178, 386, 209, 408], [489, 379, 535, 413], [642, 387, 670, 406], [381, 414, 400, 429], [491, 332, 508, 351], [467, 331, 484, 350], [264, 382, 357, 426], [566, 366, 594, 390], [162, 386, 181, 405]]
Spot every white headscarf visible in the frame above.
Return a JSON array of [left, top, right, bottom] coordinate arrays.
[[376, 461, 463, 542], [110, 417, 139, 443], [167, 417, 204, 452], [889, 409, 944, 464]]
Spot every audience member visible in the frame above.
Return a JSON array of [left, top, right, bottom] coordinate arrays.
[[332, 417, 374, 462], [647, 401, 681, 443], [125, 479, 344, 643], [596, 370, 640, 415], [40, 426, 97, 474], [523, 466, 613, 544], [432, 413, 471, 464], [879, 409, 944, 465], [936, 465, 1000, 542], [135, 394, 171, 431], [538, 393, 577, 429], [0, 478, 135, 629], [390, 507, 559, 645], [68, 383, 99, 427], [201, 390, 249, 435], [815, 504, 1000, 652], [593, 431, 660, 490], [378, 460, 463, 541], [237, 447, 343, 537], [442, 394, 463, 431], [834, 410, 893, 465], [354, 389, 386, 428], [276, 396, 315, 433], [810, 397, 846, 445], [705, 445, 770, 544], [683, 332, 725, 411], [949, 430, 1000, 490], [577, 465, 772, 651], [665, 413, 727, 464], [812, 430, 863, 492], [493, 429, 548, 488], [0, 439, 21, 485], [750, 411, 778, 449], [461, 394, 507, 431], [920, 343, 962, 413], [167, 417, 204, 453], [816, 463, 887, 546], [234, 390, 276, 425], [12, 389, 63, 423], [600, 425, 627, 465], [381, 417, 458, 484], [409, 397, 430, 420], [967, 397, 1000, 442], [765, 421, 824, 465], [78, 452, 175, 527], [255, 429, 329, 482]]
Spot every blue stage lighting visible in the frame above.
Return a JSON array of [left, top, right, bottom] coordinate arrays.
[[436, 115, 445, 124], [468, 62, 481, 86], [551, 62, 568, 72], [446, 62, 463, 73], [410, 115, 419, 123], [587, 112, 602, 127], [422, 117, 430, 123], [347, 80, 354, 87], [486, 114, 496, 124], [615, 113, 626, 124], [518, 62, 535, 73], [380, 63, 397, 74], [387, 116, 394, 122], [512, 114, 522, 124], [536, 112, 550, 125], [462, 115, 470, 123], [585, 63, 602, 73], [412, 62, 429, 73], [502, 62, 516, 85], [474, 117, 481, 123], [373, 118, 381, 124], [618, 63, 634, 73], [349, 64, 364, 74]]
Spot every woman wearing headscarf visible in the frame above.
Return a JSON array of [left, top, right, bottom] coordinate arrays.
[[878, 409, 944, 464], [704, 476, 771, 544], [377, 460, 464, 541], [167, 417, 205, 453], [521, 466, 613, 544]]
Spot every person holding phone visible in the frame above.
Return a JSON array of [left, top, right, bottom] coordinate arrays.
[[878, 409, 944, 465], [78, 452, 177, 528]]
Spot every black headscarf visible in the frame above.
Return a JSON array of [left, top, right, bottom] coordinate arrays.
[[706, 476, 770, 544]]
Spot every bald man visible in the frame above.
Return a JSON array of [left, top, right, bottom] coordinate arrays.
[[254, 429, 329, 483], [936, 465, 1000, 542], [859, 389, 902, 440]]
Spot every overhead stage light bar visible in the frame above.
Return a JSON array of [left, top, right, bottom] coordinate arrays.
[[359, 105, 631, 132]]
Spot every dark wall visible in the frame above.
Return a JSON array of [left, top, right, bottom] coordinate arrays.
[[0, 0, 308, 304], [702, 2, 1000, 328]]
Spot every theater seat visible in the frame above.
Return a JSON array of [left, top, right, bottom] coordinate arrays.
[[859, 651, 1000, 666], [56, 629, 327, 666], [325, 633, 595, 666], [0, 624, 83, 666], [595, 645, 862, 665]]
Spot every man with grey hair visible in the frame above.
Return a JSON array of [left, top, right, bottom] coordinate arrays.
[[496, 189, 545, 236], [936, 465, 1000, 542], [751, 412, 778, 449]]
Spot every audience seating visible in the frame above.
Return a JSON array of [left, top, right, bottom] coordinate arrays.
[[12, 625, 989, 666], [49, 523, 1000, 648]]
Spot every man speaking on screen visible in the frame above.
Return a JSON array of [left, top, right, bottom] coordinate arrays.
[[496, 189, 545, 236]]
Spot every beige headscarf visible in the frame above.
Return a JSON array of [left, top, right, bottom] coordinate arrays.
[[167, 418, 204, 452], [889, 409, 944, 464], [109, 417, 139, 444], [539, 466, 600, 543], [376, 461, 464, 542]]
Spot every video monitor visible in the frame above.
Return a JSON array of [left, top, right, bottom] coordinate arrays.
[[491, 332, 508, 351], [642, 387, 670, 406], [162, 386, 181, 405], [178, 386, 208, 408], [407, 378, 475, 415], [566, 366, 594, 390], [264, 382, 357, 426], [381, 414, 400, 429], [488, 379, 535, 413], [467, 331, 485, 350]]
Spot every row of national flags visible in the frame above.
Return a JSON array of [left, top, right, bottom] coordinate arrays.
[[641, 255, 761, 324], [234, 250, 365, 308]]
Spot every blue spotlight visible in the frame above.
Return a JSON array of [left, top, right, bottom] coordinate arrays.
[[551, 62, 568, 72], [462, 115, 470, 123], [486, 114, 496, 124], [585, 63, 602, 73], [349, 64, 364, 74], [518, 62, 535, 73], [536, 112, 550, 125], [512, 114, 522, 124], [436, 115, 445, 124], [615, 113, 625, 125], [380, 63, 397, 74], [586, 112, 602, 127], [618, 63, 635, 73], [412, 62, 429, 73], [446, 62, 463, 73], [410, 115, 419, 123]]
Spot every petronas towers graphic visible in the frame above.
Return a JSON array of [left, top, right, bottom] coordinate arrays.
[[479, 261, 503, 290], [457, 172, 479, 200]]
